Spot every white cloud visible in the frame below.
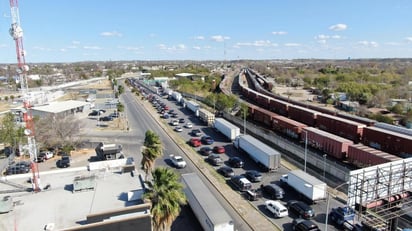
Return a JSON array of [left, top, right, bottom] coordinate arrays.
[[272, 31, 287, 35], [317, 40, 327, 44], [211, 35, 230, 42], [72, 41, 80, 44], [83, 46, 103, 50], [331, 35, 341, 39], [385, 42, 401, 46], [193, 36, 205, 40], [118, 46, 143, 51], [284, 43, 301, 47], [405, 37, 412, 42], [357, 40, 378, 47], [316, 34, 330, 40], [235, 40, 277, 47], [60, 48, 66, 52], [192, 46, 201, 50], [157, 44, 186, 51], [0, 44, 7, 48], [329, 23, 347, 31], [100, 31, 123, 37], [32, 46, 52, 51]]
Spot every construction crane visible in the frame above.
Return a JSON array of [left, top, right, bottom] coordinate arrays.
[[9, 0, 41, 192]]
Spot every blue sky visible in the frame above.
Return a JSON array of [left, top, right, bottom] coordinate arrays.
[[1, 0, 412, 63]]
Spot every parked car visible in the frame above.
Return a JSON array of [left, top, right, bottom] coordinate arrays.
[[184, 122, 193, 128], [200, 135, 214, 145], [217, 166, 235, 177], [170, 119, 179, 126], [207, 154, 223, 166], [262, 183, 285, 200], [292, 218, 320, 231], [88, 110, 102, 116], [169, 154, 187, 168], [287, 200, 315, 220], [189, 138, 202, 147], [109, 112, 119, 118], [199, 146, 213, 156], [174, 126, 183, 132], [227, 156, 244, 168], [178, 118, 185, 123], [41, 151, 54, 159], [57, 156, 71, 168], [99, 116, 113, 121], [6, 164, 30, 175], [265, 200, 289, 218], [213, 145, 225, 154], [35, 154, 46, 163], [244, 170, 262, 182], [191, 129, 202, 137], [230, 175, 252, 192]]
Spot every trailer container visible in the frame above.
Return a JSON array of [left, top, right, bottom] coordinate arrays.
[[280, 169, 327, 203], [362, 126, 412, 158], [171, 91, 182, 102], [288, 105, 319, 126], [272, 115, 307, 140], [374, 122, 412, 137], [186, 100, 200, 117], [182, 173, 234, 231], [347, 144, 402, 168], [301, 127, 353, 159], [316, 113, 366, 143], [256, 93, 270, 108], [214, 118, 240, 141], [233, 135, 281, 171], [198, 108, 215, 126]]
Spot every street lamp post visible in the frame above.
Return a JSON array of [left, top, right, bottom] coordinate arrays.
[[304, 130, 308, 172], [323, 154, 327, 182]]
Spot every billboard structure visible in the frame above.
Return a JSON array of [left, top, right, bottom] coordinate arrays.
[[347, 158, 412, 230]]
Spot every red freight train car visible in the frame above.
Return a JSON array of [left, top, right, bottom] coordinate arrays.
[[316, 113, 366, 143], [272, 115, 307, 139], [288, 105, 320, 127], [362, 126, 412, 158], [347, 144, 402, 168], [269, 98, 290, 116], [256, 92, 271, 108], [302, 127, 354, 159], [248, 104, 274, 127]]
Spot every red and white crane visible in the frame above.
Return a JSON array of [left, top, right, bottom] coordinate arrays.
[[9, 0, 41, 192]]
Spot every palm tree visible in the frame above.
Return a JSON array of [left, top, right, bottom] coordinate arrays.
[[141, 130, 162, 181], [144, 167, 187, 231]]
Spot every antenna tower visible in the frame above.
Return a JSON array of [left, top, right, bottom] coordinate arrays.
[[9, 0, 40, 192]]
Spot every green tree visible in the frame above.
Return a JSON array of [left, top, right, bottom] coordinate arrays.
[[0, 112, 24, 148], [144, 167, 186, 231], [141, 130, 162, 181]]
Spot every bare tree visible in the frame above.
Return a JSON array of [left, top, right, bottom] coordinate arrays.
[[34, 114, 85, 149]]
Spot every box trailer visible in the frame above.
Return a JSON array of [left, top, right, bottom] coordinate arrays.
[[280, 169, 327, 203], [182, 173, 234, 231], [233, 135, 281, 172], [186, 100, 200, 116], [214, 118, 240, 141], [199, 108, 215, 126]]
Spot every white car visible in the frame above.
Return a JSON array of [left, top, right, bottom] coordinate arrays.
[[169, 154, 187, 168], [174, 126, 183, 132], [184, 122, 193, 128], [170, 119, 179, 126], [265, 200, 288, 218]]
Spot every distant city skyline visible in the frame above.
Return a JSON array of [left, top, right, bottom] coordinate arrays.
[[1, 1, 412, 63]]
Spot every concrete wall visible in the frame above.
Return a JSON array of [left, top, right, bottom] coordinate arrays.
[[63, 203, 152, 231]]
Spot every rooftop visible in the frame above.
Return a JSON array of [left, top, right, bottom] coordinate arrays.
[[0, 166, 146, 231]]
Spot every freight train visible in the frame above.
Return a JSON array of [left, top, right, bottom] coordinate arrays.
[[238, 68, 410, 166]]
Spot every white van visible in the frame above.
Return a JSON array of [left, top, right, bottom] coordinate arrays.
[[265, 200, 288, 218]]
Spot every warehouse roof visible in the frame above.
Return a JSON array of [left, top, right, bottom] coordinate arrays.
[[32, 100, 90, 113]]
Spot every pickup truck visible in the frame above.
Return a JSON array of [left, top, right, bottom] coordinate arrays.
[[169, 154, 187, 168]]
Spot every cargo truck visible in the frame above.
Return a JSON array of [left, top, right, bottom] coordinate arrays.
[[186, 100, 200, 116], [233, 135, 281, 171], [280, 169, 327, 203], [199, 108, 215, 126], [182, 173, 234, 231], [214, 118, 240, 141]]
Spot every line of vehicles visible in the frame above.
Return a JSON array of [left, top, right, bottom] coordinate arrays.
[[239, 68, 410, 168], [130, 77, 389, 231]]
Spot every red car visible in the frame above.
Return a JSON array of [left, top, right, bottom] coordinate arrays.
[[213, 146, 225, 154], [190, 138, 202, 147]]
